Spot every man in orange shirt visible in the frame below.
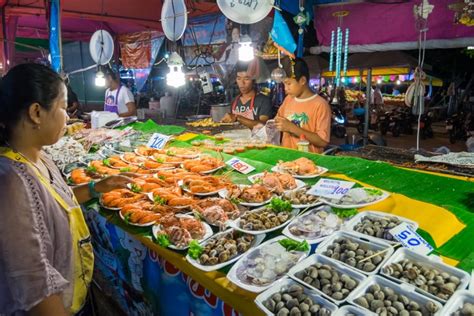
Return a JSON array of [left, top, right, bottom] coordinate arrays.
[[275, 58, 332, 153]]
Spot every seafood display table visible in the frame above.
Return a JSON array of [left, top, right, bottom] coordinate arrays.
[[83, 133, 474, 316]]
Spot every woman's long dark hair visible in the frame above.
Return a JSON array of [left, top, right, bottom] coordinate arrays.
[[0, 63, 63, 144]]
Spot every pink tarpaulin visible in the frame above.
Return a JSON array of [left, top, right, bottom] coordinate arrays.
[[313, 0, 474, 52]]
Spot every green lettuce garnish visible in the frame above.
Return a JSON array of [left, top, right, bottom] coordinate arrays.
[[86, 166, 97, 173], [188, 240, 203, 259], [154, 195, 166, 205], [120, 167, 131, 172], [269, 198, 293, 213], [155, 157, 165, 163], [159, 175, 166, 180], [124, 213, 131, 225], [155, 234, 170, 248], [364, 188, 383, 196], [130, 183, 142, 193], [230, 197, 242, 205], [331, 207, 358, 219], [278, 239, 310, 252], [102, 159, 111, 167]]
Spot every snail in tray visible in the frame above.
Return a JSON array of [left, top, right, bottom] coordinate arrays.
[[263, 284, 332, 316], [382, 259, 462, 301], [353, 283, 440, 315], [322, 238, 386, 273], [294, 262, 359, 301], [198, 232, 254, 266], [452, 303, 474, 316], [353, 216, 402, 241]]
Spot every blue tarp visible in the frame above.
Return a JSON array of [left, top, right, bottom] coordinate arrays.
[[49, 0, 61, 73]]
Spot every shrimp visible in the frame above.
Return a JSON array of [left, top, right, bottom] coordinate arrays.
[[70, 169, 92, 184], [167, 197, 195, 207]]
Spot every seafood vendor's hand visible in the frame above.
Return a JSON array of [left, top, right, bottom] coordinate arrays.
[[95, 175, 134, 193], [275, 116, 296, 133], [221, 113, 236, 123]]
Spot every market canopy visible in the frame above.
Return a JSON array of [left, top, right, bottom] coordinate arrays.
[[311, 0, 474, 53]]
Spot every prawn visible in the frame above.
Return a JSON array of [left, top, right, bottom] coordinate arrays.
[[70, 169, 92, 184]]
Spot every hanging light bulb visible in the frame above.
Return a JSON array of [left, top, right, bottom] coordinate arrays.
[[238, 35, 254, 62], [396, 79, 401, 85], [377, 78, 382, 84], [95, 70, 106, 87], [166, 52, 185, 88]]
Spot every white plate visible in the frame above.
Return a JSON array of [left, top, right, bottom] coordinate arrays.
[[218, 187, 273, 207], [120, 154, 146, 166], [99, 195, 121, 211], [146, 192, 191, 210], [134, 148, 152, 157], [282, 205, 342, 244], [227, 206, 299, 235], [185, 229, 266, 272], [227, 236, 310, 293], [183, 163, 226, 175], [247, 172, 306, 192], [343, 210, 419, 244], [271, 165, 329, 179], [182, 186, 225, 197], [119, 210, 156, 227], [255, 277, 338, 316], [287, 254, 366, 305], [152, 215, 213, 250], [320, 189, 390, 209]]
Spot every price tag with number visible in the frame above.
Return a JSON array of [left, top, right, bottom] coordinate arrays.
[[389, 222, 434, 256], [307, 178, 355, 200], [226, 158, 255, 174], [146, 133, 171, 149]]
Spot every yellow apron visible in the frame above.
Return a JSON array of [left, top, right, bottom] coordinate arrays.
[[0, 148, 94, 314]]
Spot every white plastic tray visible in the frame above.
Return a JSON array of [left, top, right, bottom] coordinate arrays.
[[380, 247, 470, 303], [315, 231, 394, 276], [333, 304, 377, 316], [271, 165, 329, 179], [227, 236, 310, 293], [320, 189, 390, 209], [282, 205, 341, 244], [152, 215, 213, 250], [343, 210, 419, 244], [255, 277, 338, 316], [185, 229, 266, 272], [226, 206, 299, 235], [287, 254, 366, 305], [440, 290, 474, 315], [347, 275, 443, 316]]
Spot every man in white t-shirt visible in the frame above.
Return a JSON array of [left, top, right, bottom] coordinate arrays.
[[104, 70, 137, 117]]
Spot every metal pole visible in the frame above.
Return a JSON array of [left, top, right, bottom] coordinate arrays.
[[363, 68, 372, 145]]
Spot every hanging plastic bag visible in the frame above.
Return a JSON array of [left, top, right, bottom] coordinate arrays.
[[252, 120, 281, 145]]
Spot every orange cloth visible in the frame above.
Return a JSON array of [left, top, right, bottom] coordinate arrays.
[[277, 94, 332, 153]]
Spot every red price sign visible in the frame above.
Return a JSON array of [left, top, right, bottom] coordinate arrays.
[[226, 158, 255, 174]]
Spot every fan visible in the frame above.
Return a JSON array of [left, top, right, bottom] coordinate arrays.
[[161, 0, 187, 41], [217, 0, 274, 24], [89, 30, 114, 65]]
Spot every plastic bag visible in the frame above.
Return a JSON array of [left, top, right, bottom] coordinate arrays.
[[252, 120, 281, 145]]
